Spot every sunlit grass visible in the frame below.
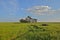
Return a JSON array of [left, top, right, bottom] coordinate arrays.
[[0, 22, 60, 40]]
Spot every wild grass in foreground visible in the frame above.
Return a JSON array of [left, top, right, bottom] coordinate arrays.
[[0, 22, 60, 40]]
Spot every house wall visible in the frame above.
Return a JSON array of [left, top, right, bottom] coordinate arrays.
[[29, 19, 37, 23]]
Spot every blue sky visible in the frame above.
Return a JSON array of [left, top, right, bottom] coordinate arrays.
[[0, 0, 60, 22]]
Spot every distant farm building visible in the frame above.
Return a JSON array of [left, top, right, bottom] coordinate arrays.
[[20, 16, 37, 23]]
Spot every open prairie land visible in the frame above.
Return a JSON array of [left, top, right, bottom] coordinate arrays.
[[0, 22, 60, 40]]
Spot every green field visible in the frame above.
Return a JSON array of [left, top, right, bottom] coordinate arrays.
[[0, 22, 60, 40]]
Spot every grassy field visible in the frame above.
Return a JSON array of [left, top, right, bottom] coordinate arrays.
[[0, 22, 60, 40]]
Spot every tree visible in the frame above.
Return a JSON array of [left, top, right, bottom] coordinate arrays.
[[20, 19, 28, 23]]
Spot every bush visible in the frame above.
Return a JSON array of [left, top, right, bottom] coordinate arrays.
[[20, 19, 28, 23], [42, 24, 48, 26]]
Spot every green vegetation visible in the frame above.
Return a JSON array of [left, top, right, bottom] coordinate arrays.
[[0, 22, 60, 40]]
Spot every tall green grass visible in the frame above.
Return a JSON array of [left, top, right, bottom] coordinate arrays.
[[0, 22, 60, 40]]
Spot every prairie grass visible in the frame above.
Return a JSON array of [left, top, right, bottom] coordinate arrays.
[[0, 22, 60, 40]]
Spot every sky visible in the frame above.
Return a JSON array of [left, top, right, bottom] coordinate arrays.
[[0, 0, 60, 22]]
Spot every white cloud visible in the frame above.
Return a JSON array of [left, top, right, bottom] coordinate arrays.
[[26, 6, 60, 15]]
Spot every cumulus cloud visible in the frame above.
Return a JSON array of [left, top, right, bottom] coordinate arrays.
[[0, 0, 19, 15], [26, 6, 60, 15]]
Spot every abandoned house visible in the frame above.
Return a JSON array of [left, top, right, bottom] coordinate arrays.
[[20, 16, 37, 23]]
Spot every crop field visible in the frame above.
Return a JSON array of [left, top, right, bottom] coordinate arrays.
[[0, 22, 60, 40]]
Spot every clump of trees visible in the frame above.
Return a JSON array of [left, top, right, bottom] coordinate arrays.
[[20, 19, 29, 23]]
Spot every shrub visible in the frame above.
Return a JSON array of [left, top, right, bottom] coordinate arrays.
[[20, 19, 28, 23], [42, 24, 48, 26]]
